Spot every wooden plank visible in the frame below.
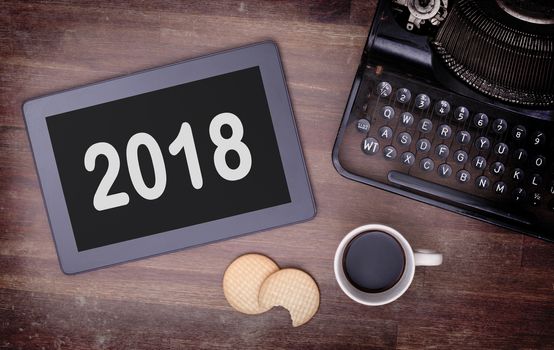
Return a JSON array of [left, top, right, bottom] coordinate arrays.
[[0, 0, 553, 349]]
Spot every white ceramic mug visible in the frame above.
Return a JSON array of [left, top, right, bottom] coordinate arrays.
[[334, 224, 442, 306]]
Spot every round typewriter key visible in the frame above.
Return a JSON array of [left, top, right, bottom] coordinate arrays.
[[475, 136, 490, 150], [380, 106, 395, 120], [397, 132, 412, 146], [396, 88, 411, 104], [379, 106, 394, 120], [415, 94, 430, 110], [400, 152, 415, 166], [435, 144, 449, 159], [438, 164, 452, 178], [454, 150, 468, 164], [473, 113, 489, 128], [531, 131, 546, 147], [472, 156, 487, 170], [400, 112, 414, 127], [476, 176, 490, 190], [434, 100, 450, 117], [456, 170, 471, 183], [454, 106, 469, 122], [420, 158, 434, 172], [494, 142, 509, 156], [512, 187, 526, 202], [512, 125, 526, 141], [456, 130, 471, 145], [493, 181, 507, 195], [362, 137, 380, 155], [356, 119, 370, 133], [417, 118, 433, 133], [490, 162, 505, 176], [383, 146, 397, 160], [511, 168, 524, 182], [416, 138, 431, 153], [532, 155, 546, 169], [531, 193, 542, 207], [379, 126, 393, 140], [376, 82, 392, 97], [529, 174, 542, 187], [437, 124, 452, 139], [492, 118, 507, 134], [513, 148, 528, 162]]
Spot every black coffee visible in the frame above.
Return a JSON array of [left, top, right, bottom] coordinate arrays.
[[343, 231, 405, 293]]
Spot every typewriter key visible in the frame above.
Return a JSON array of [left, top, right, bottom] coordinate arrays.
[[434, 100, 450, 116], [531, 131, 546, 147], [438, 164, 452, 178], [362, 137, 380, 155], [396, 88, 411, 104], [415, 94, 430, 110], [454, 106, 469, 122], [356, 119, 370, 133], [383, 146, 397, 160], [472, 156, 487, 170], [435, 144, 449, 159], [400, 112, 414, 126], [492, 119, 507, 134], [512, 188, 526, 202], [476, 176, 490, 190], [454, 150, 468, 164], [474, 113, 489, 128], [401, 152, 415, 166], [512, 125, 527, 141], [512, 168, 524, 182], [475, 137, 490, 150], [376, 82, 392, 98], [456, 130, 471, 145], [416, 138, 431, 152], [418, 118, 433, 133], [491, 162, 505, 176], [530, 174, 542, 187], [456, 170, 471, 183], [420, 158, 434, 172], [513, 149, 528, 162], [380, 106, 395, 120], [494, 182, 506, 195], [494, 142, 509, 156]]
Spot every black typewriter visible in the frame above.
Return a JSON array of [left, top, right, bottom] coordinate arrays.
[[333, 0, 554, 242]]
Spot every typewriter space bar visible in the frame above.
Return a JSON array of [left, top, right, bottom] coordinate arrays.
[[387, 171, 531, 225]]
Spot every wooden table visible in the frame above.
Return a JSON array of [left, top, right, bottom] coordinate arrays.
[[1, 1, 553, 349]]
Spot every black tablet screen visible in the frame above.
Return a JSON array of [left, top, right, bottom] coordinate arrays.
[[46, 67, 291, 251]]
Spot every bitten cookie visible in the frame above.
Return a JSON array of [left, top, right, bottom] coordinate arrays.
[[223, 253, 279, 314], [258, 268, 320, 327]]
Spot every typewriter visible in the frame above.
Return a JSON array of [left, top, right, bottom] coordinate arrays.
[[333, 0, 554, 242]]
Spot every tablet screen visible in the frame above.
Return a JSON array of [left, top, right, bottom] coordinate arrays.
[[46, 66, 291, 251]]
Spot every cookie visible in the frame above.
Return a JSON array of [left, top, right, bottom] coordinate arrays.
[[223, 253, 279, 315], [258, 268, 320, 327]]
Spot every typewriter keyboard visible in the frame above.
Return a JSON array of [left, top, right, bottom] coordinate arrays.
[[335, 66, 554, 240]]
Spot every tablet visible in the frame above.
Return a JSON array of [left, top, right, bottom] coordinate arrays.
[[23, 41, 315, 274]]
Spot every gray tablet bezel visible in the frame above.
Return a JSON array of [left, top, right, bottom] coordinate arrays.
[[23, 41, 315, 274]]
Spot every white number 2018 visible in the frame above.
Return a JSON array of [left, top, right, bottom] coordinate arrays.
[[84, 113, 251, 211]]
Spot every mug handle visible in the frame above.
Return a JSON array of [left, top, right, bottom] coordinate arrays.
[[413, 249, 443, 266]]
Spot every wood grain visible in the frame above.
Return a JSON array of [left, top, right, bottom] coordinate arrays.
[[1, 1, 553, 349]]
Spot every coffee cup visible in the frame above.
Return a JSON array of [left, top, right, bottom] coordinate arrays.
[[334, 224, 442, 306]]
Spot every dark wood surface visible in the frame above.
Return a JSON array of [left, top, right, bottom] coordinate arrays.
[[1, 1, 553, 349]]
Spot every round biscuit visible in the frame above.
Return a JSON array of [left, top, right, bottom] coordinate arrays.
[[223, 253, 279, 314], [258, 268, 320, 327]]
